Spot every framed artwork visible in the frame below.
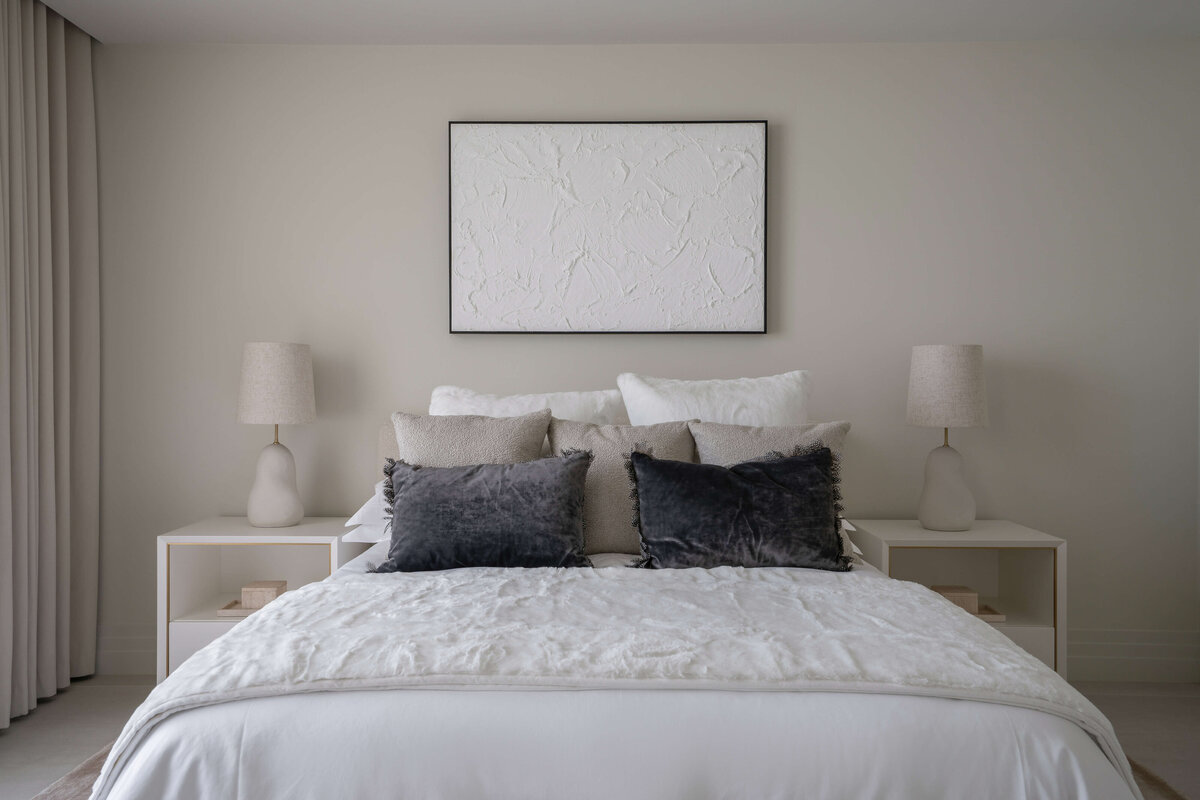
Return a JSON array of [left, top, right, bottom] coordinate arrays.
[[449, 121, 766, 333]]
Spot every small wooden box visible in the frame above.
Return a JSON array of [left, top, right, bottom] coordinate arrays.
[[931, 585, 979, 614], [241, 580, 287, 610]]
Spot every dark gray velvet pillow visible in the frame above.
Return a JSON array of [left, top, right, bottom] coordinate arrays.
[[630, 447, 850, 571], [372, 452, 592, 572]]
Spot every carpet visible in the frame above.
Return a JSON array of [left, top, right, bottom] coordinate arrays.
[[31, 744, 1188, 800]]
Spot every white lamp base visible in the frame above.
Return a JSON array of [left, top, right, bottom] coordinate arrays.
[[917, 445, 976, 532], [247, 442, 304, 528]]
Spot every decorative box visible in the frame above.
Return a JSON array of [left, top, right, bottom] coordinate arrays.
[[930, 585, 979, 615], [241, 580, 287, 610]]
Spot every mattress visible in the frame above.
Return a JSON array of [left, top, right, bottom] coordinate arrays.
[[96, 544, 1138, 800]]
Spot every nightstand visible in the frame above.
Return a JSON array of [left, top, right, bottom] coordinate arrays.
[[847, 519, 1067, 676], [156, 517, 364, 682]]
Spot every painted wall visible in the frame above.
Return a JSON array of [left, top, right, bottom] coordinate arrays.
[[92, 43, 1200, 679]]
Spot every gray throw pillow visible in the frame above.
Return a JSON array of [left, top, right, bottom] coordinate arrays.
[[373, 452, 592, 572], [548, 418, 696, 555], [688, 420, 851, 466], [630, 448, 850, 571], [390, 409, 551, 467]]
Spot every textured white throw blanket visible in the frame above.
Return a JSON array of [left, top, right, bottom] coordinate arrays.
[[92, 567, 1138, 799]]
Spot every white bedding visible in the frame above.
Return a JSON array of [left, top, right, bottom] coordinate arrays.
[[96, 549, 1138, 800]]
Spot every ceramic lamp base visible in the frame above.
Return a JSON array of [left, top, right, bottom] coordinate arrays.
[[247, 442, 303, 527], [917, 444, 976, 532]]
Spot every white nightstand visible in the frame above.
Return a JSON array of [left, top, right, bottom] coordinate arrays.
[[848, 519, 1067, 676], [156, 517, 365, 682]]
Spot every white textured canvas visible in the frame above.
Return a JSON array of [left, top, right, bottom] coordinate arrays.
[[450, 122, 766, 332]]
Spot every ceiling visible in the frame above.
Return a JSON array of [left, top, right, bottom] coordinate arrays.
[[43, 0, 1200, 45]]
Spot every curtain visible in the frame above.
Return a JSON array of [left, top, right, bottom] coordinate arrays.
[[1, 0, 100, 728]]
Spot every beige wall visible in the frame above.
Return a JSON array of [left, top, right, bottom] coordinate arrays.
[[93, 42, 1200, 678]]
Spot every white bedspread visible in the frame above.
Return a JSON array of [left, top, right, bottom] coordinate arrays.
[[93, 565, 1138, 799]]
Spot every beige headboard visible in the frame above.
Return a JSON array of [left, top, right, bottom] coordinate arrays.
[[377, 422, 399, 464]]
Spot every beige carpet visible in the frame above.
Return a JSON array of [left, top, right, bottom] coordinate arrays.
[[31, 742, 1186, 800]]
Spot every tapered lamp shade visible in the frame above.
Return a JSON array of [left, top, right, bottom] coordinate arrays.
[[906, 345, 988, 429], [237, 342, 315, 528], [237, 343, 316, 425], [906, 345, 987, 532]]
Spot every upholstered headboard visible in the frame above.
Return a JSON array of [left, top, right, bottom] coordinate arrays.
[[378, 423, 399, 465]]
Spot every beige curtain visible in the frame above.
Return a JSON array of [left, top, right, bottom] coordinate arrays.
[[1, 0, 100, 728]]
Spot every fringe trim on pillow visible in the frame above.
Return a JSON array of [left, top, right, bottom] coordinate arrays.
[[624, 443, 656, 569]]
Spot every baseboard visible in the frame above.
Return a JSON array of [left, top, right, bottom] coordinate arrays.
[[96, 624, 155, 676], [1068, 628, 1200, 682]]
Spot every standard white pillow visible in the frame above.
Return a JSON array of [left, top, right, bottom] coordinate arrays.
[[617, 370, 811, 426], [343, 522, 389, 544], [343, 481, 389, 542], [430, 385, 629, 425]]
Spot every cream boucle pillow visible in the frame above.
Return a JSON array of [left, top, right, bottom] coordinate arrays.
[[390, 409, 551, 468], [688, 420, 851, 466]]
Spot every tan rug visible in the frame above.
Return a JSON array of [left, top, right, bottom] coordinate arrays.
[[32, 743, 1189, 800], [31, 743, 111, 800]]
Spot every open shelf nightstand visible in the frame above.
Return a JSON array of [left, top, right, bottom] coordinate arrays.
[[847, 519, 1067, 676], [156, 517, 365, 682]]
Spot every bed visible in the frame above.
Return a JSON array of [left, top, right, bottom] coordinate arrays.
[[92, 542, 1139, 800]]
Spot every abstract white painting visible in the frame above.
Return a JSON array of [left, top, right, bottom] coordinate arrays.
[[450, 122, 766, 333]]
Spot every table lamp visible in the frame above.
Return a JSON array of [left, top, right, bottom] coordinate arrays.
[[237, 342, 316, 527], [906, 345, 988, 531]]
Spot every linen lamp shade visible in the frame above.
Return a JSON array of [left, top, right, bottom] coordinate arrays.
[[906, 345, 988, 429], [237, 342, 316, 426], [237, 342, 315, 527], [906, 344, 987, 532]]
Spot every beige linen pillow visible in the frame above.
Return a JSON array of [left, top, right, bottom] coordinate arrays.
[[688, 420, 851, 466], [390, 409, 551, 467], [548, 418, 696, 555]]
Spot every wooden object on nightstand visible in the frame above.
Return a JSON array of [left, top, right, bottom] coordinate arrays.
[[847, 519, 1067, 676], [241, 580, 287, 609], [156, 517, 368, 682], [931, 585, 979, 614]]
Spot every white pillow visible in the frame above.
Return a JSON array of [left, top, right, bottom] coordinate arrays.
[[430, 385, 629, 425], [343, 522, 389, 544], [617, 370, 811, 426], [343, 481, 389, 542]]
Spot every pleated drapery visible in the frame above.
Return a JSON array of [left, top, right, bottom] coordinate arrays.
[[1, 0, 100, 728]]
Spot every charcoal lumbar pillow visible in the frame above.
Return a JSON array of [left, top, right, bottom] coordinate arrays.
[[372, 451, 593, 572], [630, 447, 851, 571]]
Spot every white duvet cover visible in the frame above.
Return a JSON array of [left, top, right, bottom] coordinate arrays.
[[95, 550, 1138, 800]]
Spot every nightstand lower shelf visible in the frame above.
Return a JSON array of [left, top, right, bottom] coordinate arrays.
[[848, 519, 1067, 676], [157, 517, 365, 682]]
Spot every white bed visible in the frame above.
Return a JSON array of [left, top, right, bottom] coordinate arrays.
[[93, 544, 1139, 800]]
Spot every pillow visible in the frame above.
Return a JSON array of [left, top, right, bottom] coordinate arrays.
[[372, 452, 593, 572], [688, 420, 851, 466], [589, 552, 641, 568], [548, 418, 697, 555], [617, 370, 811, 426], [630, 447, 850, 571], [344, 522, 390, 544], [430, 385, 629, 425], [341, 480, 388, 542], [391, 409, 550, 467]]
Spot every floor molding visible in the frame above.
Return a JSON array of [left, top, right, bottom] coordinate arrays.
[[1068, 628, 1200, 682], [96, 624, 155, 676]]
